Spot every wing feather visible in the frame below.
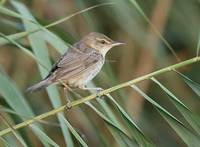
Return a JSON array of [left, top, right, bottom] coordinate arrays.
[[46, 48, 103, 82]]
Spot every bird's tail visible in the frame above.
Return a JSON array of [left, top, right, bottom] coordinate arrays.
[[26, 79, 51, 93]]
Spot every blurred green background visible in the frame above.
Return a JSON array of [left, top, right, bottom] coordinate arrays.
[[0, 0, 200, 147]]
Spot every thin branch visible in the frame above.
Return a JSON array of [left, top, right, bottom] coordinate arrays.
[[0, 113, 27, 147], [196, 31, 200, 57], [128, 0, 180, 61], [0, 106, 60, 127], [126, 0, 172, 118], [0, 56, 200, 136], [0, 2, 115, 44]]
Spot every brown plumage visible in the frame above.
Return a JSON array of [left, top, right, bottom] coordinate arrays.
[[27, 32, 124, 92]]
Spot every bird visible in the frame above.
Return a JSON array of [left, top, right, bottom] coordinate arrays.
[[27, 32, 124, 95]]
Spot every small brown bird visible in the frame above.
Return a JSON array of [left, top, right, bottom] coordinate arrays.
[[27, 32, 124, 93]]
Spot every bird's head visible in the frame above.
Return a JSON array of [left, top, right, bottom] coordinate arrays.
[[81, 32, 125, 56]]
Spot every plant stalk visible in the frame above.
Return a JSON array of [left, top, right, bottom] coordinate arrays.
[[0, 56, 199, 136]]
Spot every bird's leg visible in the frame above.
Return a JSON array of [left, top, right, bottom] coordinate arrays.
[[79, 85, 104, 98], [58, 80, 72, 109], [63, 87, 72, 109]]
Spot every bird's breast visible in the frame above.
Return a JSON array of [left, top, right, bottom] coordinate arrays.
[[68, 58, 104, 87]]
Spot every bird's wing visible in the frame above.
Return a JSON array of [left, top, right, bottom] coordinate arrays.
[[46, 48, 103, 82]]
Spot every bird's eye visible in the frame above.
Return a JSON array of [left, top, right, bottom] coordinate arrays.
[[96, 38, 108, 44], [96, 38, 110, 45], [100, 39, 106, 44]]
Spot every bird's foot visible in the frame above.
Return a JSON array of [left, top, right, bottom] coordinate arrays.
[[95, 88, 105, 99], [66, 101, 72, 110], [80, 86, 104, 98]]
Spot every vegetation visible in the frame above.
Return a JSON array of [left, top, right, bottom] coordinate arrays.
[[0, 0, 199, 147]]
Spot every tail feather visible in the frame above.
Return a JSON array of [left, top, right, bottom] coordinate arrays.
[[26, 79, 50, 93]]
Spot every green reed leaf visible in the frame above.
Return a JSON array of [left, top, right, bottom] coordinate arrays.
[[151, 77, 200, 135], [131, 84, 200, 147], [0, 70, 57, 147], [176, 71, 200, 98], [12, 1, 74, 146], [106, 94, 154, 147]]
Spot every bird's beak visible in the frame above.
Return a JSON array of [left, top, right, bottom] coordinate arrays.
[[112, 41, 126, 46]]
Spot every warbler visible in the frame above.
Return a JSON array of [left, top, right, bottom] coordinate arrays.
[[27, 32, 124, 93]]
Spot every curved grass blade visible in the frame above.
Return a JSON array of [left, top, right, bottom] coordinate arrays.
[[127, 0, 179, 61], [11, 1, 74, 146], [76, 85, 136, 146], [69, 86, 133, 146], [151, 77, 200, 135], [0, 107, 18, 115], [96, 98, 131, 147], [196, 31, 200, 57], [0, 130, 23, 147], [72, 82, 152, 146], [0, 3, 79, 146], [96, 98, 122, 127], [0, 4, 69, 54], [68, 83, 133, 139], [175, 71, 200, 97], [86, 83, 133, 146], [60, 115, 88, 147], [87, 83, 123, 128], [0, 32, 26, 45], [0, 2, 114, 45], [131, 84, 200, 147], [0, 32, 49, 71], [0, 114, 27, 147], [0, 106, 61, 127], [44, 32, 69, 54], [85, 102, 131, 139], [0, 5, 69, 54], [0, 70, 34, 116], [0, 137, 13, 147], [106, 94, 154, 147], [95, 98, 132, 147], [30, 125, 59, 147], [0, 6, 35, 23], [0, 70, 57, 147]]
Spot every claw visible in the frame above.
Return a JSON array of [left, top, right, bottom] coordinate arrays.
[[96, 87, 103, 93], [96, 88, 104, 99], [66, 102, 72, 110]]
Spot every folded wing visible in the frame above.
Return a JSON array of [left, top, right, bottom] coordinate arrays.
[[46, 48, 103, 83]]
